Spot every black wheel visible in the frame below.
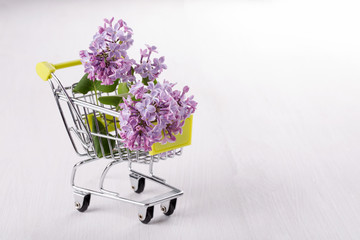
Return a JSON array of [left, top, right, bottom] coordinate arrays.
[[76, 194, 91, 212], [163, 198, 177, 216], [139, 206, 154, 224], [134, 177, 145, 194]]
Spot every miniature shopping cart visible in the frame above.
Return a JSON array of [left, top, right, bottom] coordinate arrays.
[[36, 60, 193, 224]]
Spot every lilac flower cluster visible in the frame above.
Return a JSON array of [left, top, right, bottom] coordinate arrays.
[[80, 18, 135, 85], [118, 81, 197, 151], [80, 18, 197, 152], [134, 45, 167, 81]]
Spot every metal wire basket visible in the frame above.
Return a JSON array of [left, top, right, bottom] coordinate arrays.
[[37, 60, 192, 224]]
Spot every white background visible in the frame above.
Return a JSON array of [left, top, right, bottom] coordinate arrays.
[[1, 0, 360, 239]]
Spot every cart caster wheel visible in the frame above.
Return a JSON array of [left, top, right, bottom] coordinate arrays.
[[134, 177, 145, 193], [129, 173, 145, 194], [138, 206, 154, 224], [74, 193, 91, 212], [160, 198, 177, 216]]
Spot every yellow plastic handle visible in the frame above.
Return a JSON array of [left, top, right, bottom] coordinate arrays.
[[36, 60, 82, 81]]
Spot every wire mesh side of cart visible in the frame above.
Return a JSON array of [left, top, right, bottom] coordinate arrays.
[[48, 73, 182, 164]]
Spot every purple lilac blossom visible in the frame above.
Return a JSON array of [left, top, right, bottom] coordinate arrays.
[[134, 45, 167, 81], [80, 18, 135, 85], [118, 80, 197, 151]]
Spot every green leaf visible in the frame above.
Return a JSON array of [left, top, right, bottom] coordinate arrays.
[[142, 77, 158, 86], [73, 74, 94, 94], [73, 74, 119, 95], [95, 79, 119, 93], [117, 82, 129, 95], [90, 116, 115, 158], [142, 77, 150, 86], [131, 95, 141, 102], [98, 95, 128, 106], [131, 66, 134, 75]]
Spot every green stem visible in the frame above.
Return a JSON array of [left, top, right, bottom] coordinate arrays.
[[115, 81, 120, 111], [94, 85, 99, 105]]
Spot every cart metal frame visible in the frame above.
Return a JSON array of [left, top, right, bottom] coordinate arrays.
[[47, 72, 183, 224]]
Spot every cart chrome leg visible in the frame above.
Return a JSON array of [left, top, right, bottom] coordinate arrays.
[[99, 160, 122, 195]]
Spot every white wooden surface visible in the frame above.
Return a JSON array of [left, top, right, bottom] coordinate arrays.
[[1, 0, 360, 239]]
